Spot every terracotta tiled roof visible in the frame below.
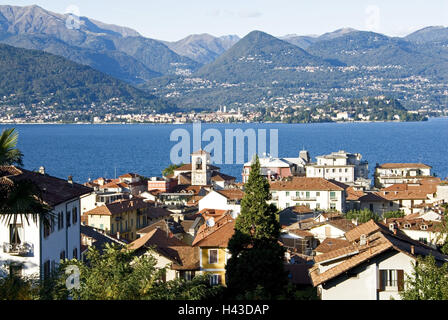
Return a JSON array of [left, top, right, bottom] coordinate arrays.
[[198, 208, 230, 220], [128, 228, 199, 270], [137, 219, 170, 235], [379, 163, 432, 169], [346, 187, 365, 201], [84, 198, 161, 217], [382, 218, 441, 232], [358, 192, 390, 202], [215, 189, 245, 200], [315, 238, 352, 254], [320, 218, 356, 233], [284, 229, 314, 238], [211, 172, 236, 182], [270, 177, 345, 191], [192, 214, 235, 247], [345, 219, 380, 242], [310, 220, 448, 286], [119, 173, 139, 178]]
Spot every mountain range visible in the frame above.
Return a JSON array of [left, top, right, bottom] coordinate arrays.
[[2, 4, 448, 113]]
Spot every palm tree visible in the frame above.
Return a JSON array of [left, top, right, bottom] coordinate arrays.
[[0, 128, 23, 166], [0, 128, 51, 244]]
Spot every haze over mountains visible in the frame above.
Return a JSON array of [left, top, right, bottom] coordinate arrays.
[[1, 4, 448, 113]]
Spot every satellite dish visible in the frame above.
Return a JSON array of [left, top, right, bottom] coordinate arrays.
[[206, 218, 215, 227]]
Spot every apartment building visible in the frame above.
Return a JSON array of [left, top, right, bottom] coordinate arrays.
[[0, 166, 92, 279]]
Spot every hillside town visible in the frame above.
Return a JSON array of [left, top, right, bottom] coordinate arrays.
[[2, 147, 448, 300]]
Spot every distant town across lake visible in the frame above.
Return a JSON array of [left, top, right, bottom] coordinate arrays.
[[1, 117, 447, 184]]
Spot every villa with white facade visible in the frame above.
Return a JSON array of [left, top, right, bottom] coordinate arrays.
[[306, 150, 370, 188], [269, 177, 347, 212], [375, 163, 432, 188], [0, 166, 92, 279]]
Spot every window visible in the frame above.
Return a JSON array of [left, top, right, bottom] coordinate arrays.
[[43, 260, 51, 279], [306, 192, 310, 199], [330, 192, 336, 200], [210, 274, 222, 286], [316, 192, 320, 197], [286, 192, 290, 197], [209, 249, 219, 264], [66, 211, 71, 227], [316, 203, 320, 209], [72, 207, 78, 225], [419, 237, 428, 244], [58, 212, 64, 230], [9, 224, 23, 245], [180, 271, 194, 281], [43, 221, 51, 238], [379, 270, 404, 291], [296, 192, 300, 197]]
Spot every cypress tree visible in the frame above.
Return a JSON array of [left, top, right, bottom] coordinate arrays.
[[226, 154, 287, 299]]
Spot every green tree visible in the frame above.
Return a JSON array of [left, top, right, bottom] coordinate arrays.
[[435, 214, 448, 255], [383, 210, 405, 219], [226, 155, 287, 299], [0, 128, 23, 166], [162, 163, 184, 177], [48, 244, 222, 300], [0, 266, 40, 300], [344, 209, 379, 223], [401, 255, 448, 300], [0, 128, 51, 247]]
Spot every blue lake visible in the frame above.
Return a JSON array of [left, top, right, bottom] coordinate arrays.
[[1, 118, 447, 183]]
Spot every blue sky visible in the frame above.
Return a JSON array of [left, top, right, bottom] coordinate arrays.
[[1, 0, 448, 41]]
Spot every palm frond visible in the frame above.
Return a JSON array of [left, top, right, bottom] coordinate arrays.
[[0, 128, 24, 167]]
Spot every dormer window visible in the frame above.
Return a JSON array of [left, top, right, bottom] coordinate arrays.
[[420, 225, 428, 231], [404, 224, 411, 229]]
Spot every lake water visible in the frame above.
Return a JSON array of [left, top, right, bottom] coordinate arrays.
[[1, 118, 447, 183]]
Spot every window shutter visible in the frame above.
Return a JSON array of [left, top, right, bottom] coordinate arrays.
[[378, 270, 385, 292], [397, 270, 404, 291]]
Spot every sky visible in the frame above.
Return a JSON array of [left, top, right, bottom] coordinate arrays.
[[1, 0, 448, 41]]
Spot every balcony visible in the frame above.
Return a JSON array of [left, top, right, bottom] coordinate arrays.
[[3, 242, 34, 257], [292, 197, 317, 201]]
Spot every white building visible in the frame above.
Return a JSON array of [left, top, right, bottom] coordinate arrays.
[[269, 177, 347, 212], [80, 191, 125, 215], [310, 220, 448, 300], [0, 167, 92, 279], [375, 163, 432, 188], [306, 151, 370, 188], [242, 150, 310, 183], [198, 189, 244, 214]]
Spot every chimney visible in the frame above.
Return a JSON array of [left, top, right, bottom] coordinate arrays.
[[68, 175, 73, 184], [411, 245, 415, 255], [39, 166, 45, 175]]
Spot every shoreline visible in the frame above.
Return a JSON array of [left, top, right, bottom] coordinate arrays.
[[0, 117, 444, 126]]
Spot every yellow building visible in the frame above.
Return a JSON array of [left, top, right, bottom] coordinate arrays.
[[192, 213, 235, 286], [82, 198, 171, 242]]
